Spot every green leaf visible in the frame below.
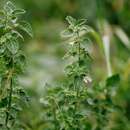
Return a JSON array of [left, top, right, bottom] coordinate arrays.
[[61, 29, 73, 38], [7, 38, 19, 54], [0, 45, 5, 54], [66, 16, 76, 26], [14, 53, 26, 70], [106, 74, 120, 87], [4, 1, 15, 13], [13, 9, 26, 15], [18, 54, 26, 66], [77, 19, 87, 26], [12, 30, 24, 41], [0, 98, 8, 108], [19, 21, 33, 37]]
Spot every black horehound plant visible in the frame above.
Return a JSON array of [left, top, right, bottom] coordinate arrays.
[[0, 1, 32, 130], [41, 16, 122, 130]]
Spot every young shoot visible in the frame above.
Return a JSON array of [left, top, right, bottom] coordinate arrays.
[[0, 1, 32, 129]]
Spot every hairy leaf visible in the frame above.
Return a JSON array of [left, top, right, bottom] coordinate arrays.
[[19, 21, 33, 37], [13, 9, 26, 15], [7, 38, 19, 54], [4, 1, 15, 13]]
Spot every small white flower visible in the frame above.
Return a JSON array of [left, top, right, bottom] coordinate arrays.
[[69, 41, 75, 45], [83, 75, 92, 84], [12, 18, 17, 24]]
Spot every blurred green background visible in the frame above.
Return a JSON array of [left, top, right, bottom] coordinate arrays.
[[1, 0, 130, 129]]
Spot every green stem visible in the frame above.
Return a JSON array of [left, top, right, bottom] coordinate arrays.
[[5, 77, 13, 129], [77, 31, 81, 97], [52, 98, 63, 130], [73, 32, 81, 130], [78, 42, 80, 66], [5, 58, 14, 129]]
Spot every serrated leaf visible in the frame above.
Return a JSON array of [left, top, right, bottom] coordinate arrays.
[[19, 21, 33, 37], [7, 38, 19, 54]]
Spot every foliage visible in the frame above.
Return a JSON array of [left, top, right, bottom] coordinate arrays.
[[0, 1, 32, 130], [0, 1, 130, 130], [38, 16, 123, 130]]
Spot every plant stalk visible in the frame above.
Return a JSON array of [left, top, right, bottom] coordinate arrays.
[[5, 59, 14, 129]]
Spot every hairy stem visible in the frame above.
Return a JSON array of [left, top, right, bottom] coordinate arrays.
[[5, 59, 14, 129], [72, 32, 81, 129], [77, 31, 81, 97], [5, 77, 13, 129]]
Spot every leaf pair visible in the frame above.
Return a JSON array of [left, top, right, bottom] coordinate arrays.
[[4, 1, 25, 15], [61, 16, 91, 42]]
